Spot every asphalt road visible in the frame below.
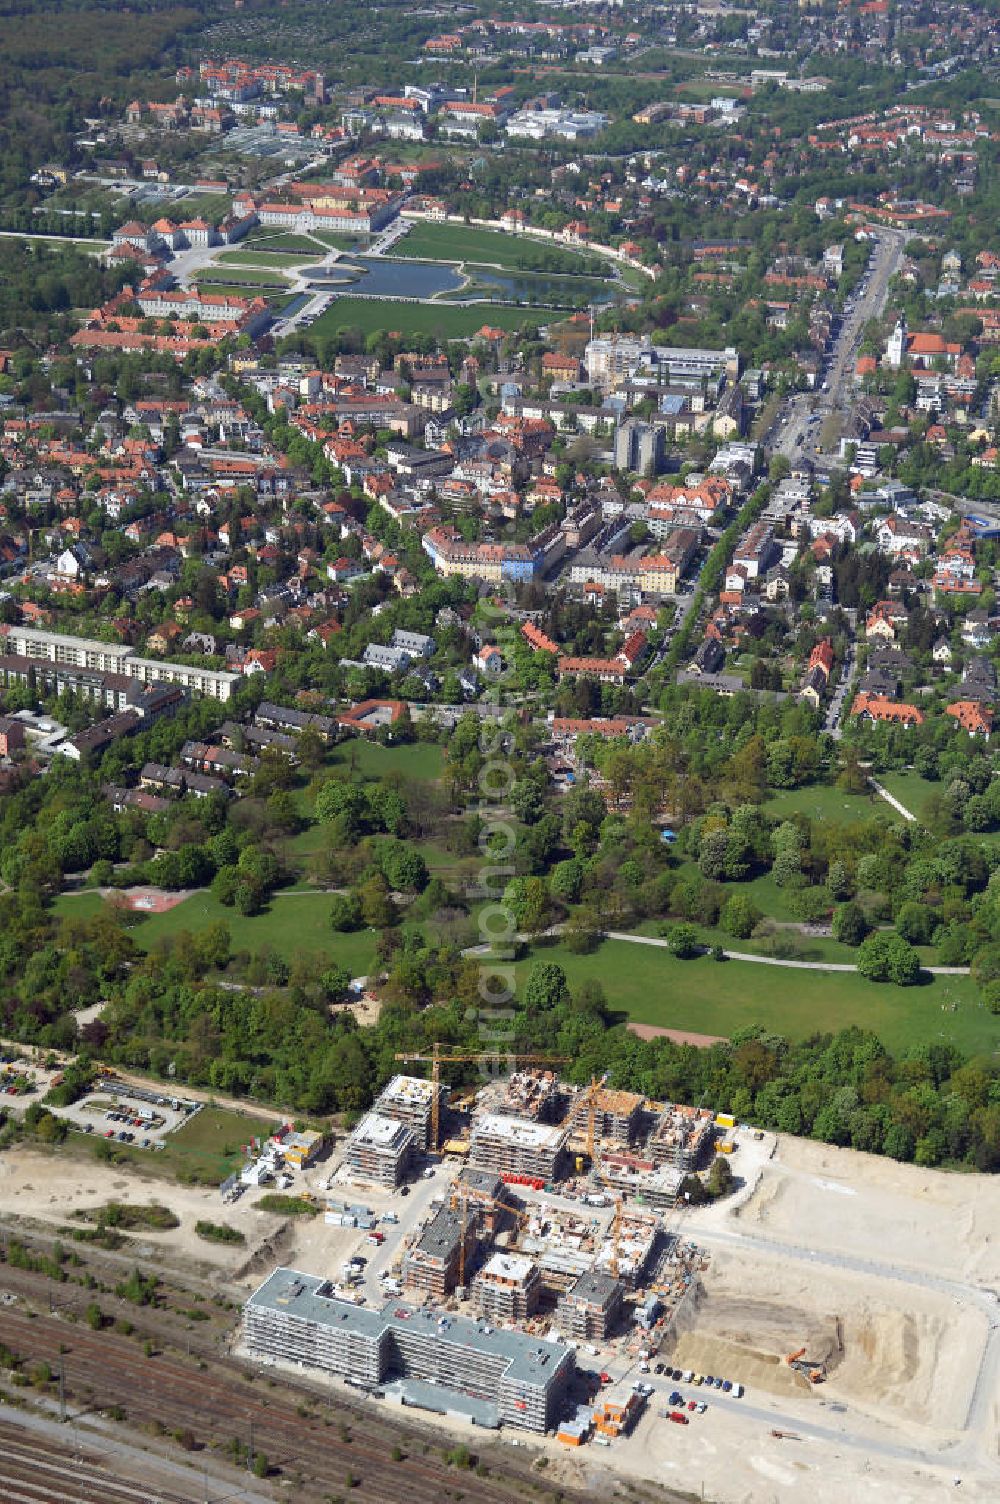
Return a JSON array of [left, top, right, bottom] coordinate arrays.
[[769, 228, 907, 468]]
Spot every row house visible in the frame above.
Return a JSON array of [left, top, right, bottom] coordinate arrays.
[[850, 692, 924, 728]]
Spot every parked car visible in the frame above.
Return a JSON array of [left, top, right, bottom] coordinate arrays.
[[669, 1412, 689, 1425]]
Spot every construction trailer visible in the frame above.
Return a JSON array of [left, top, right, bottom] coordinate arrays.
[[278, 1128, 325, 1168], [344, 1112, 415, 1188], [403, 1206, 478, 1301], [244, 1267, 575, 1433], [375, 1074, 448, 1153], [469, 1113, 567, 1182], [592, 1390, 644, 1439], [556, 1413, 591, 1446], [557, 1270, 625, 1342], [474, 1252, 541, 1324]]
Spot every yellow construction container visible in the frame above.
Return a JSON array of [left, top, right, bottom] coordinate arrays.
[[715, 1112, 735, 1129], [717, 1140, 735, 1154]]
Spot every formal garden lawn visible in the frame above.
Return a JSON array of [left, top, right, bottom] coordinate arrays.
[[240, 230, 332, 253], [514, 938, 999, 1056], [197, 266, 290, 288], [397, 222, 602, 276], [217, 249, 314, 270]]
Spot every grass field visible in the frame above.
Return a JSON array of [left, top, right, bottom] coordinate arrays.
[[55, 890, 378, 972], [617, 263, 651, 293], [515, 938, 998, 1056], [216, 249, 312, 270], [303, 298, 538, 341], [310, 230, 366, 251], [269, 293, 301, 312], [240, 230, 329, 253], [398, 223, 601, 276], [875, 772, 938, 823], [100, 1103, 277, 1184], [762, 782, 891, 825], [326, 739, 444, 781], [198, 266, 290, 289], [176, 193, 233, 220]]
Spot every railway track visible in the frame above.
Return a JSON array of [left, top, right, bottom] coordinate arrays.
[[0, 1300, 564, 1504], [0, 1259, 232, 1358], [0, 1421, 198, 1504]]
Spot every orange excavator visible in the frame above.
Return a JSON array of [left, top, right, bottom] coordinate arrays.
[[785, 1347, 825, 1383]]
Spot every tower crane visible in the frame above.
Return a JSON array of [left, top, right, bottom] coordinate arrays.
[[448, 1187, 532, 1291]]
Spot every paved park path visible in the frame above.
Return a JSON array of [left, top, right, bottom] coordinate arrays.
[[601, 928, 968, 975], [868, 778, 916, 822]]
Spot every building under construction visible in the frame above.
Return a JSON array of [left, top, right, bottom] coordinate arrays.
[[493, 1070, 565, 1123], [403, 1206, 478, 1301], [455, 1166, 508, 1231], [558, 1270, 624, 1342], [648, 1104, 715, 1173], [570, 1087, 645, 1147], [594, 1207, 660, 1290], [475, 1252, 541, 1324], [375, 1074, 448, 1152], [245, 1267, 574, 1433], [600, 1150, 686, 1209], [344, 1111, 414, 1188], [469, 1114, 567, 1182]]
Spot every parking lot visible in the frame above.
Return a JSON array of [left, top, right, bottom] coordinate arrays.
[[61, 1084, 199, 1150], [0, 1052, 202, 1153]]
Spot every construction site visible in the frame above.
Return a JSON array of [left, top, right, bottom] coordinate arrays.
[[236, 1061, 1000, 1500], [0, 1042, 997, 1504], [242, 1065, 720, 1448]]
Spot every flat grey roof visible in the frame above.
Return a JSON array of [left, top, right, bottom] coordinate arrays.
[[247, 1268, 572, 1388], [385, 1377, 499, 1427], [566, 1269, 620, 1307], [414, 1207, 463, 1261]]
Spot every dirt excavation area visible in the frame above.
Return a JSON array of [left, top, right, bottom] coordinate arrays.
[[665, 1246, 983, 1433], [735, 1134, 1000, 1287], [571, 1134, 1000, 1504], [0, 1147, 282, 1280]]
